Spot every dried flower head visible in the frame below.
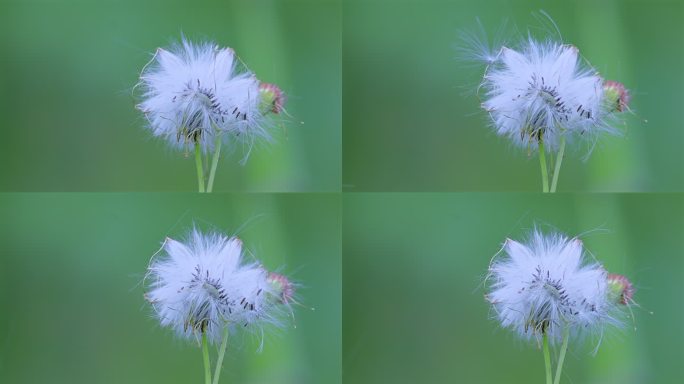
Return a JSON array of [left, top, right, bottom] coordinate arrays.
[[486, 230, 622, 344], [145, 229, 294, 344], [259, 83, 286, 115], [267, 272, 295, 305], [136, 38, 278, 156], [607, 273, 634, 305], [603, 81, 631, 113]]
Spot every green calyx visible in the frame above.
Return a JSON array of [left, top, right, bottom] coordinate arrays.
[[607, 273, 634, 305], [267, 272, 294, 305], [258, 83, 285, 115], [602, 80, 630, 113]]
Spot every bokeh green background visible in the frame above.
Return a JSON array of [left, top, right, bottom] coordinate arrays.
[[0, 193, 341, 383], [344, 193, 684, 383], [343, 0, 684, 192], [0, 0, 341, 192]]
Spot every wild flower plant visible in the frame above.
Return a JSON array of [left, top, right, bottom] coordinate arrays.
[[486, 229, 635, 384], [464, 16, 630, 192], [145, 229, 295, 384], [137, 38, 285, 192]]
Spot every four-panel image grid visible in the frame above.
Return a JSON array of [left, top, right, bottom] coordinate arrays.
[[1, 0, 683, 383]]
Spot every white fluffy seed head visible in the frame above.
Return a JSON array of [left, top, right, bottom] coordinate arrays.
[[465, 25, 627, 155], [136, 38, 272, 156], [145, 229, 290, 345], [486, 230, 621, 345]]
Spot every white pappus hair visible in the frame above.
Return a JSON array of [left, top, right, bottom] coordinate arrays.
[[136, 38, 271, 155], [486, 230, 621, 346], [145, 229, 289, 345]]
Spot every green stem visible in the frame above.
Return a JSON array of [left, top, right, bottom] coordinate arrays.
[[553, 327, 570, 384], [206, 137, 222, 193], [204, 151, 210, 182], [202, 331, 212, 384], [543, 333, 552, 384], [212, 328, 229, 384], [538, 140, 550, 193], [550, 136, 566, 193], [195, 142, 206, 193]]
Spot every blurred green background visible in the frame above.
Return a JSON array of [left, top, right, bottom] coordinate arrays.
[[0, 193, 341, 383], [343, 193, 684, 383], [0, 0, 341, 191], [343, 0, 684, 192]]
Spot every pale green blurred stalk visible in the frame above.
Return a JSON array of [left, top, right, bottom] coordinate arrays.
[[195, 143, 206, 193], [543, 333, 552, 384], [539, 140, 550, 193], [202, 331, 212, 384], [212, 329, 230, 384]]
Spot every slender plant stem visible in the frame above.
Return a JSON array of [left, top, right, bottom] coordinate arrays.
[[212, 328, 230, 384], [206, 137, 223, 193], [202, 331, 212, 384], [538, 140, 550, 193], [204, 151, 210, 181], [553, 327, 570, 384], [543, 333, 552, 384], [195, 142, 206, 193], [550, 136, 566, 193]]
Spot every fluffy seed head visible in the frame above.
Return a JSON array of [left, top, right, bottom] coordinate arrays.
[[480, 39, 612, 151], [145, 229, 291, 344], [464, 15, 632, 156], [486, 230, 621, 344], [136, 38, 272, 154]]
